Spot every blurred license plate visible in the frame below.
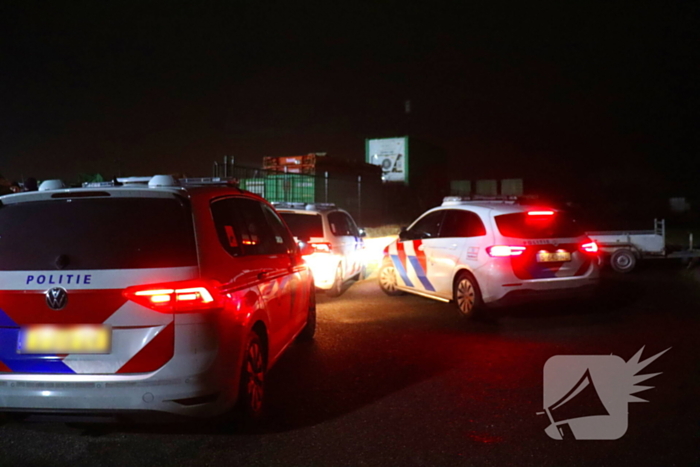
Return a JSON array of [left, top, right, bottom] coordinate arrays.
[[18, 325, 111, 354], [536, 251, 571, 262]]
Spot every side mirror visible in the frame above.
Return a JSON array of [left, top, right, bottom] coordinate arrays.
[[298, 240, 315, 256], [398, 227, 409, 241], [358, 228, 367, 238]]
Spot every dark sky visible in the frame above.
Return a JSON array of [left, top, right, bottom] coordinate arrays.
[[0, 1, 697, 197]]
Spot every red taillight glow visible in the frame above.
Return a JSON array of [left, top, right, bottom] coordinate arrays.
[[581, 241, 599, 253], [309, 242, 332, 253], [124, 280, 222, 313], [527, 210, 555, 216], [486, 245, 527, 257]]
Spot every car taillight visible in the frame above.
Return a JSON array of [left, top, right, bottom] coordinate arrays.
[[123, 280, 224, 313], [309, 242, 332, 253], [581, 241, 599, 254], [486, 245, 527, 257]]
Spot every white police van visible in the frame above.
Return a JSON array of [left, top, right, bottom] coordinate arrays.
[[378, 197, 600, 318], [274, 203, 365, 297], [0, 176, 316, 422]]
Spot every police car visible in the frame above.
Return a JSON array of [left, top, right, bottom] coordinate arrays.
[[0, 176, 316, 422], [273, 203, 365, 297], [378, 197, 600, 318]]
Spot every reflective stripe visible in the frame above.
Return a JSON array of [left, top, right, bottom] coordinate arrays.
[[390, 255, 414, 287], [407, 256, 435, 292], [0, 328, 75, 374]]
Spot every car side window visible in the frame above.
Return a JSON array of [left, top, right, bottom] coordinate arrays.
[[343, 213, 360, 237], [328, 211, 352, 236], [439, 210, 487, 238], [261, 203, 296, 254], [406, 211, 445, 240], [210, 198, 244, 257]]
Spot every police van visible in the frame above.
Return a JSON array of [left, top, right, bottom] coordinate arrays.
[[378, 196, 600, 318], [274, 203, 365, 297], [0, 176, 316, 422]]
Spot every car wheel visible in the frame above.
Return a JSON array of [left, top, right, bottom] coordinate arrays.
[[297, 286, 316, 341], [378, 261, 404, 296], [454, 272, 483, 319], [235, 331, 266, 423], [610, 249, 637, 273], [326, 264, 344, 297]]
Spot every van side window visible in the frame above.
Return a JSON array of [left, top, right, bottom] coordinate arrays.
[[210, 198, 244, 257], [261, 203, 296, 254], [211, 198, 292, 256], [328, 211, 352, 236]]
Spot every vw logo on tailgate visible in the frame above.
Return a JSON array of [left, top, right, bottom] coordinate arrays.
[[46, 287, 68, 310]]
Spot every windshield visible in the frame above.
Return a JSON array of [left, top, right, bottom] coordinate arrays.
[[279, 212, 324, 239], [0, 196, 197, 270]]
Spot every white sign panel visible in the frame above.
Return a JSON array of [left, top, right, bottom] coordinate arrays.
[[366, 137, 408, 183]]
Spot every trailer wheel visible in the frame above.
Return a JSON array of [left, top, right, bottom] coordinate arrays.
[[610, 249, 637, 273]]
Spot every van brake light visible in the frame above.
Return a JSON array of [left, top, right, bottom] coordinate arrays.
[[527, 210, 555, 216], [487, 245, 527, 257]]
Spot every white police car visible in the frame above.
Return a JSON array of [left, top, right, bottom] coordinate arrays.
[[0, 176, 316, 422], [378, 197, 600, 318], [274, 203, 365, 297]]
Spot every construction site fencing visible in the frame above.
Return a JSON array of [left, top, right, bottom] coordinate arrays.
[[223, 165, 384, 227]]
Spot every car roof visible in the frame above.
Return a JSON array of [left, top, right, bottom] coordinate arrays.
[[1, 176, 262, 205], [426, 202, 533, 216]]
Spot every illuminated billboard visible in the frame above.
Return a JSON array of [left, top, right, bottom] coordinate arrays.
[[365, 137, 408, 184]]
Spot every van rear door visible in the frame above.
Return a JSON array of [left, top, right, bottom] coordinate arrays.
[[0, 192, 198, 375]]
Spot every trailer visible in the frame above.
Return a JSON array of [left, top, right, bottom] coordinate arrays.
[[586, 219, 700, 273]]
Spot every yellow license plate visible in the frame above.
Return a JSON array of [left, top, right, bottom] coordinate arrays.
[[18, 325, 111, 354], [536, 251, 571, 263]]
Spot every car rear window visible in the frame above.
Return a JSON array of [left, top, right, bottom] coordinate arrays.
[[279, 213, 324, 239], [494, 212, 584, 239], [0, 197, 197, 270]]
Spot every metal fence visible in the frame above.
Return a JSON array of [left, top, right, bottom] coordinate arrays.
[[219, 164, 384, 227]]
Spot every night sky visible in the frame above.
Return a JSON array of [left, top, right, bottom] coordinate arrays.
[[1, 1, 697, 199]]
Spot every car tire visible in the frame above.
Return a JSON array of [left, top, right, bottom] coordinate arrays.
[[378, 260, 404, 296], [610, 249, 637, 273], [326, 264, 344, 297], [453, 271, 483, 319], [234, 331, 266, 425], [297, 286, 316, 341]]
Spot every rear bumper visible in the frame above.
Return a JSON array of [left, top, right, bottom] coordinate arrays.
[[477, 259, 600, 305], [0, 365, 239, 419], [486, 282, 599, 308], [0, 320, 246, 419]]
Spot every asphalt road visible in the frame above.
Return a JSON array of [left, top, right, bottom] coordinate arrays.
[[1, 263, 698, 467]]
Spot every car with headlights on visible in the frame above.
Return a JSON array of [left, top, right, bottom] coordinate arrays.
[[378, 196, 600, 318]]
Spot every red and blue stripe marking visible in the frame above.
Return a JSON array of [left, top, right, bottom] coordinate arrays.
[[391, 240, 435, 292]]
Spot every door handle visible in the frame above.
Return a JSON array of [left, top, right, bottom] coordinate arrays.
[[258, 270, 275, 280]]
